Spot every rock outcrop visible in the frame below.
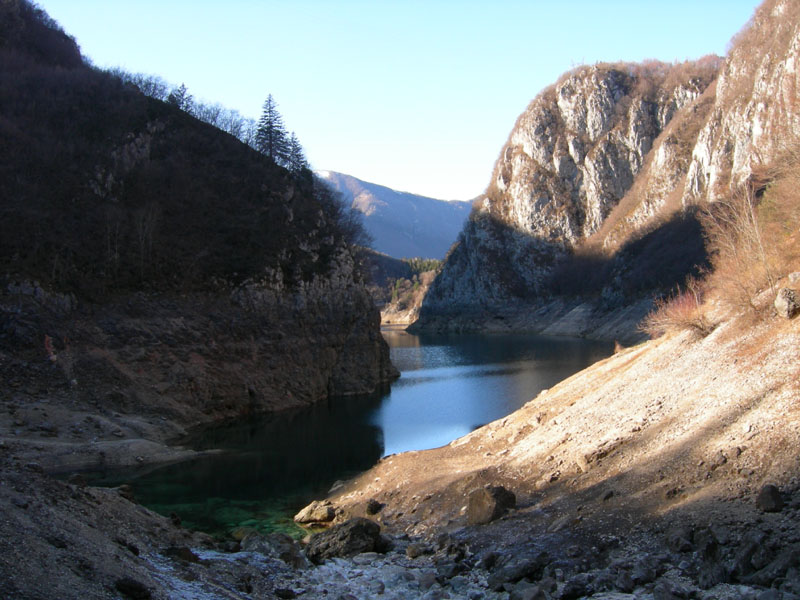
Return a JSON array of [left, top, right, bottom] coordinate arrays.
[[416, 0, 800, 338]]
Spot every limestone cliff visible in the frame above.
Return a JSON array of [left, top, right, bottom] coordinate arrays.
[[416, 0, 799, 337]]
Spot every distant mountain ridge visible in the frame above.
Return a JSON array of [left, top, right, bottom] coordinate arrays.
[[317, 171, 472, 259]]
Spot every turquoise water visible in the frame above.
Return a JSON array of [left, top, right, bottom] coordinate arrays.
[[88, 331, 611, 538]]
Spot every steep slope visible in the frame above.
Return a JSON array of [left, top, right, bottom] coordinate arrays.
[[0, 1, 396, 464], [418, 0, 800, 340], [416, 59, 720, 336], [318, 171, 472, 259]]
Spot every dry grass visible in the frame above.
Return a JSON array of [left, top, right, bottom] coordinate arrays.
[[640, 278, 713, 338]]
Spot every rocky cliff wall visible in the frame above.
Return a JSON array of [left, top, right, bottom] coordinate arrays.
[[417, 0, 800, 337]]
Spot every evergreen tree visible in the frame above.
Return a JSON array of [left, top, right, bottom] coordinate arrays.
[[167, 83, 193, 111], [288, 131, 309, 173], [255, 94, 289, 165]]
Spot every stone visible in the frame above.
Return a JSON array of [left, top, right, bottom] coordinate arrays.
[[366, 498, 384, 515], [114, 577, 151, 600], [487, 551, 550, 591], [406, 542, 431, 559], [741, 543, 800, 587], [305, 517, 384, 564], [790, 272, 800, 285], [241, 532, 310, 569], [509, 581, 546, 600], [294, 499, 336, 524], [117, 484, 135, 502], [666, 525, 694, 553], [466, 485, 516, 525], [560, 573, 592, 599], [732, 529, 768, 579], [163, 546, 199, 563], [774, 288, 799, 319], [756, 484, 784, 512]]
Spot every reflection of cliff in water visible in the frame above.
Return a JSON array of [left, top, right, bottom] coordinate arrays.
[[177, 395, 386, 501], [91, 393, 385, 510]]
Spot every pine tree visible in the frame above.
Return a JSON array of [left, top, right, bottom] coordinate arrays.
[[288, 131, 309, 173], [255, 94, 289, 165]]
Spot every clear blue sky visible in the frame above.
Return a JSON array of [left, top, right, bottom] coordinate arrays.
[[40, 0, 761, 200]]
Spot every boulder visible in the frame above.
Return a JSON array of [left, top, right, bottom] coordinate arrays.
[[365, 498, 384, 515], [466, 485, 516, 525], [487, 551, 550, 591], [293, 500, 335, 524], [774, 288, 799, 319], [241, 532, 310, 569], [756, 484, 784, 513], [304, 517, 384, 564]]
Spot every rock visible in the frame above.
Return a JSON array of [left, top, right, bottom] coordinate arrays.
[[510, 581, 546, 600], [487, 551, 550, 591], [466, 485, 516, 525], [67, 473, 88, 487], [732, 529, 768, 580], [11, 496, 29, 509], [560, 572, 592, 599], [163, 546, 199, 563], [294, 500, 336, 524], [406, 542, 431, 559], [365, 498, 384, 515], [741, 543, 800, 587], [230, 526, 257, 541], [653, 579, 693, 599], [756, 484, 784, 512], [305, 517, 384, 564], [241, 531, 311, 568], [117, 484, 135, 502], [114, 577, 151, 599], [274, 588, 297, 599], [666, 525, 694, 553], [775, 288, 799, 318]]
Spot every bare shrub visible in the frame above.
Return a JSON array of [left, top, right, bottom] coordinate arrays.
[[640, 277, 713, 338], [701, 185, 777, 313]]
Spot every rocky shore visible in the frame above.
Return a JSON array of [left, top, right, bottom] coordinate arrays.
[[3, 289, 798, 598]]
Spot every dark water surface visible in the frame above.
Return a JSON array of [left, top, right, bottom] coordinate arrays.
[[90, 331, 611, 537]]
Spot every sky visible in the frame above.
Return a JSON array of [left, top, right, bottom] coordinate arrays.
[[40, 0, 762, 201]]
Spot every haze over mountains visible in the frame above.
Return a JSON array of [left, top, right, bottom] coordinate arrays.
[[317, 171, 472, 259]]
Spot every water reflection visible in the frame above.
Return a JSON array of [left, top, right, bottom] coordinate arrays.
[[89, 331, 611, 537], [370, 331, 611, 456], [88, 394, 385, 536]]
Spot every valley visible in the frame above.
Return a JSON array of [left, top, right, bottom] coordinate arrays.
[[1, 0, 800, 598]]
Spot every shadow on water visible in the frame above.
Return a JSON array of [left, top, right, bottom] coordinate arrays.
[[89, 331, 611, 538], [89, 393, 385, 538]]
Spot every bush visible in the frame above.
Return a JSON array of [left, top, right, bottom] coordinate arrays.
[[701, 185, 776, 313], [640, 278, 713, 338]]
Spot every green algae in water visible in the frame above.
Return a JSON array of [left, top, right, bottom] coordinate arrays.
[[87, 394, 385, 539]]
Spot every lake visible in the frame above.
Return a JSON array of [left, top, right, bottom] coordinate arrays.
[[89, 330, 611, 537]]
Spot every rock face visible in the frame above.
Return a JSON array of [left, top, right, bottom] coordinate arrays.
[[417, 0, 800, 335]]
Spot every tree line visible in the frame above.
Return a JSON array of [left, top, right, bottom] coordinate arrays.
[[109, 70, 308, 173]]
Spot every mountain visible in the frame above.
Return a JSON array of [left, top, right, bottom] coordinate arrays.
[[317, 171, 472, 259], [413, 0, 800, 341], [0, 0, 396, 430]]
